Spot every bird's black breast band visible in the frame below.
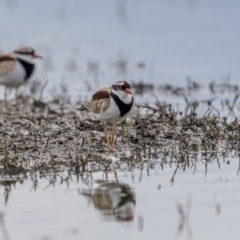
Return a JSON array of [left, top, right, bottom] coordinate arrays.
[[110, 92, 133, 117], [18, 59, 35, 80]]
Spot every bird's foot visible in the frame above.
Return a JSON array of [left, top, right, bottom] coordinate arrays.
[[107, 143, 115, 151]]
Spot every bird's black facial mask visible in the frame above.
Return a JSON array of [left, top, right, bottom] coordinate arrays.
[[112, 81, 131, 94]]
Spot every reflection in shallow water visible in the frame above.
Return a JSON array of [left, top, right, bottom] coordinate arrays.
[[176, 197, 192, 239], [0, 211, 9, 240], [0, 159, 239, 240], [82, 180, 136, 222], [0, 180, 19, 206]]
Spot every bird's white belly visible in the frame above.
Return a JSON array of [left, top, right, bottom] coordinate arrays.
[[93, 98, 129, 124], [96, 99, 121, 123], [0, 61, 26, 88]]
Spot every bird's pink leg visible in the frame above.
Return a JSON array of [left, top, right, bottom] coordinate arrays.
[[15, 89, 19, 106], [4, 88, 8, 106], [111, 123, 117, 149], [103, 124, 113, 151]]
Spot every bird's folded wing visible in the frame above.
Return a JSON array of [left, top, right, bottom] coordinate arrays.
[[0, 54, 16, 76], [85, 87, 111, 113]]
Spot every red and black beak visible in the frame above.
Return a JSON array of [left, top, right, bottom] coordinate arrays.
[[124, 88, 131, 94], [33, 53, 43, 59]]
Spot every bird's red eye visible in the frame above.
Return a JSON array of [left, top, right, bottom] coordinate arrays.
[[118, 85, 122, 89]]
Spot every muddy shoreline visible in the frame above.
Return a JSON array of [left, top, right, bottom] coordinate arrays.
[[0, 86, 239, 176]]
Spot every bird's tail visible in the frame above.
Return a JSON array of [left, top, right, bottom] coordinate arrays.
[[76, 105, 88, 111]]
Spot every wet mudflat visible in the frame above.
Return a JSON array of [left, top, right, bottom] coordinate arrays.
[[0, 80, 240, 239], [0, 80, 240, 173]]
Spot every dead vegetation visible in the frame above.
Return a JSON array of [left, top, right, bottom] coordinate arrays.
[[0, 79, 239, 181]]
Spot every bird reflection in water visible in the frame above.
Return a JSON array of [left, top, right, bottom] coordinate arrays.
[[82, 180, 136, 222]]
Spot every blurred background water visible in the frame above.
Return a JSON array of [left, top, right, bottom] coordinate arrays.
[[0, 0, 240, 104]]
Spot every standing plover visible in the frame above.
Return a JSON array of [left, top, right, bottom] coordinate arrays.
[[77, 80, 134, 151], [0, 47, 42, 104]]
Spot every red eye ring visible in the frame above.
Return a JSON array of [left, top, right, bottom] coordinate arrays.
[[118, 85, 122, 89]]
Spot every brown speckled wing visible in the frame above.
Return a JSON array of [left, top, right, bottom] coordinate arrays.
[[85, 87, 111, 113], [0, 54, 16, 76]]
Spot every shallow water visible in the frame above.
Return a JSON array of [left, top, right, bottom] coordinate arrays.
[[0, 157, 240, 240], [0, 1, 240, 239]]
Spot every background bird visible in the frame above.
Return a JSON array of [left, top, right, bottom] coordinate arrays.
[[0, 46, 42, 105], [77, 80, 134, 151]]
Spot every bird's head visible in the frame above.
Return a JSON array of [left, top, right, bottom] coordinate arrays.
[[14, 47, 43, 60], [111, 80, 132, 100]]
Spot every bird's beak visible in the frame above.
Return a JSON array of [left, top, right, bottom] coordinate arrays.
[[124, 88, 131, 94], [33, 53, 43, 59]]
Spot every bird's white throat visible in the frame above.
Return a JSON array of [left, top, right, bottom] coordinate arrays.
[[16, 54, 34, 63], [111, 88, 133, 105]]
